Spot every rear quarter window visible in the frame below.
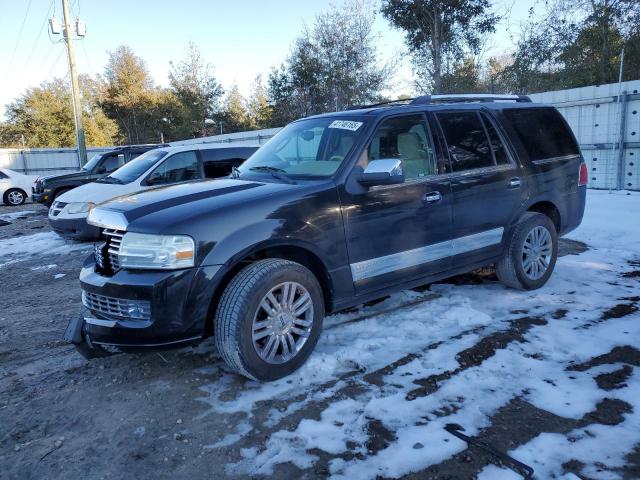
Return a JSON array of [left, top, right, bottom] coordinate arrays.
[[503, 107, 579, 161]]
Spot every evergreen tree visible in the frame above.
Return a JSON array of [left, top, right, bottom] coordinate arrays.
[[169, 42, 224, 138], [381, 0, 499, 93]]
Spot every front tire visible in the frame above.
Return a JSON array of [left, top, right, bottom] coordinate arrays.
[[496, 212, 558, 290], [3, 188, 27, 206], [214, 259, 324, 381]]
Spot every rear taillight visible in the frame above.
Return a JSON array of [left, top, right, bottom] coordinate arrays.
[[578, 161, 588, 186]]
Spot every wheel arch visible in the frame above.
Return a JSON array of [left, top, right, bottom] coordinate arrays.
[[3, 187, 28, 205], [203, 240, 334, 338], [526, 200, 561, 233]]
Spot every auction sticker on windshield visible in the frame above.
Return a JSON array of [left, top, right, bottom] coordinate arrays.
[[328, 120, 363, 131]]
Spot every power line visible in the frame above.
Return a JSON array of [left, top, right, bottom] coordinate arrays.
[[46, 48, 65, 80], [21, 0, 56, 78], [6, 0, 34, 76]]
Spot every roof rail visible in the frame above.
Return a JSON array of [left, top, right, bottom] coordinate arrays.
[[353, 98, 415, 109], [411, 94, 531, 105]]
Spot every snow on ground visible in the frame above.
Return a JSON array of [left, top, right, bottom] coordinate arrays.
[[0, 231, 90, 267], [194, 190, 640, 479], [2, 191, 638, 479], [0, 210, 37, 222]]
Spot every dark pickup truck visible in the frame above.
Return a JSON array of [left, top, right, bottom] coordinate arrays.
[[67, 94, 587, 381], [32, 144, 166, 206]]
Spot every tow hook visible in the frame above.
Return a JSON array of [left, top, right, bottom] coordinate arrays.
[[444, 423, 534, 479], [63, 315, 112, 359]]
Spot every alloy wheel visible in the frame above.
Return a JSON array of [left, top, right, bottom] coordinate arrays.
[[7, 190, 24, 205], [251, 281, 314, 364], [522, 225, 553, 280]]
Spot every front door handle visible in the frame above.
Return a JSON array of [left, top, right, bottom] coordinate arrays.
[[423, 191, 442, 204], [507, 177, 521, 189]]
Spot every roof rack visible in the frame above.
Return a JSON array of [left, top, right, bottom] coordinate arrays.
[[410, 94, 531, 105], [353, 93, 531, 110], [353, 98, 415, 109]]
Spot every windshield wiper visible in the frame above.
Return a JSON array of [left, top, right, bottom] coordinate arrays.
[[249, 166, 296, 184], [96, 176, 123, 184]]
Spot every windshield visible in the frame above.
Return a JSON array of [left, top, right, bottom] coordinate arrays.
[[238, 117, 367, 178], [103, 150, 167, 184], [83, 154, 104, 172]]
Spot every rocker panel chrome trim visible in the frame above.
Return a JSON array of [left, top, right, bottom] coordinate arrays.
[[350, 227, 504, 282]]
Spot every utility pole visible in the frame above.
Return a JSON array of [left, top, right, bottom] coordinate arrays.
[[61, 0, 87, 166]]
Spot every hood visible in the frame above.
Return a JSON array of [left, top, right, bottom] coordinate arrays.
[[89, 178, 301, 231], [55, 181, 137, 204], [40, 170, 85, 184]]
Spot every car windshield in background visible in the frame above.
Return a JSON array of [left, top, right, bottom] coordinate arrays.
[[238, 117, 367, 178], [102, 150, 167, 184], [83, 154, 103, 172]]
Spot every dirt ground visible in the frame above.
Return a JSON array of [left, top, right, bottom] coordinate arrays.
[[0, 202, 639, 480]]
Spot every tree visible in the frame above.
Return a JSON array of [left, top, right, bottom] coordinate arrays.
[[382, 0, 499, 93], [169, 42, 224, 138], [504, 0, 640, 92], [220, 84, 251, 134], [267, 0, 392, 124], [439, 56, 483, 93], [100, 45, 171, 144], [0, 77, 120, 148], [246, 75, 273, 129]]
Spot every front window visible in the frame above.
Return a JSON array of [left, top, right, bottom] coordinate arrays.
[[102, 150, 168, 184], [238, 117, 368, 179], [100, 153, 126, 173], [358, 114, 436, 180], [83, 154, 103, 172], [146, 151, 201, 185]]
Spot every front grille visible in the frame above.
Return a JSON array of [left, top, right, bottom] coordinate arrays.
[[104, 229, 124, 270], [49, 201, 67, 217], [82, 291, 151, 321]]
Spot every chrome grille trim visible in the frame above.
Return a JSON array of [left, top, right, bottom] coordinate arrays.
[[49, 201, 67, 217], [82, 291, 151, 321], [103, 229, 124, 270]]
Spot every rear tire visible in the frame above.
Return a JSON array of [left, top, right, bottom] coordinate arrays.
[[214, 259, 324, 381], [496, 212, 558, 290], [3, 188, 26, 206]]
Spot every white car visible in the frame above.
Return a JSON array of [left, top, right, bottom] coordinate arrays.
[[0, 168, 38, 206], [48, 144, 257, 240]]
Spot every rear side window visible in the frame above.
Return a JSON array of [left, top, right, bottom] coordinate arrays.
[[0, 171, 8, 179], [503, 107, 579, 161], [437, 111, 494, 171]]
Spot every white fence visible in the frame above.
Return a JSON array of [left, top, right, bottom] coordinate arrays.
[[530, 80, 640, 190], [1, 82, 639, 189]]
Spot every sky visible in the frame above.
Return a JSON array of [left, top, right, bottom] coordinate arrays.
[[0, 0, 536, 118]]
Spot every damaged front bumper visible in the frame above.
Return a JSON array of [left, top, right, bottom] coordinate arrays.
[[63, 314, 112, 359]]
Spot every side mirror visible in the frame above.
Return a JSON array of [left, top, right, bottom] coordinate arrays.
[[357, 159, 405, 187], [96, 166, 107, 174]]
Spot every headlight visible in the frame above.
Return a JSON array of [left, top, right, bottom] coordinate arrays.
[[67, 202, 95, 214], [118, 232, 195, 270]]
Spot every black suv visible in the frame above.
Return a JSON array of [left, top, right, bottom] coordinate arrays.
[[66, 95, 587, 381], [32, 144, 166, 206]]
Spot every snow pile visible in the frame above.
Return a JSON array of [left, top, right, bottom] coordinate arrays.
[[0, 232, 90, 267], [196, 190, 640, 479]]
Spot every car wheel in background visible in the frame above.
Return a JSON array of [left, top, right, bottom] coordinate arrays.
[[3, 188, 27, 206], [496, 212, 558, 290], [214, 258, 324, 381]]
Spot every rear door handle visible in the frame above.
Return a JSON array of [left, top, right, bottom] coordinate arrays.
[[507, 177, 521, 189], [423, 191, 442, 204]]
